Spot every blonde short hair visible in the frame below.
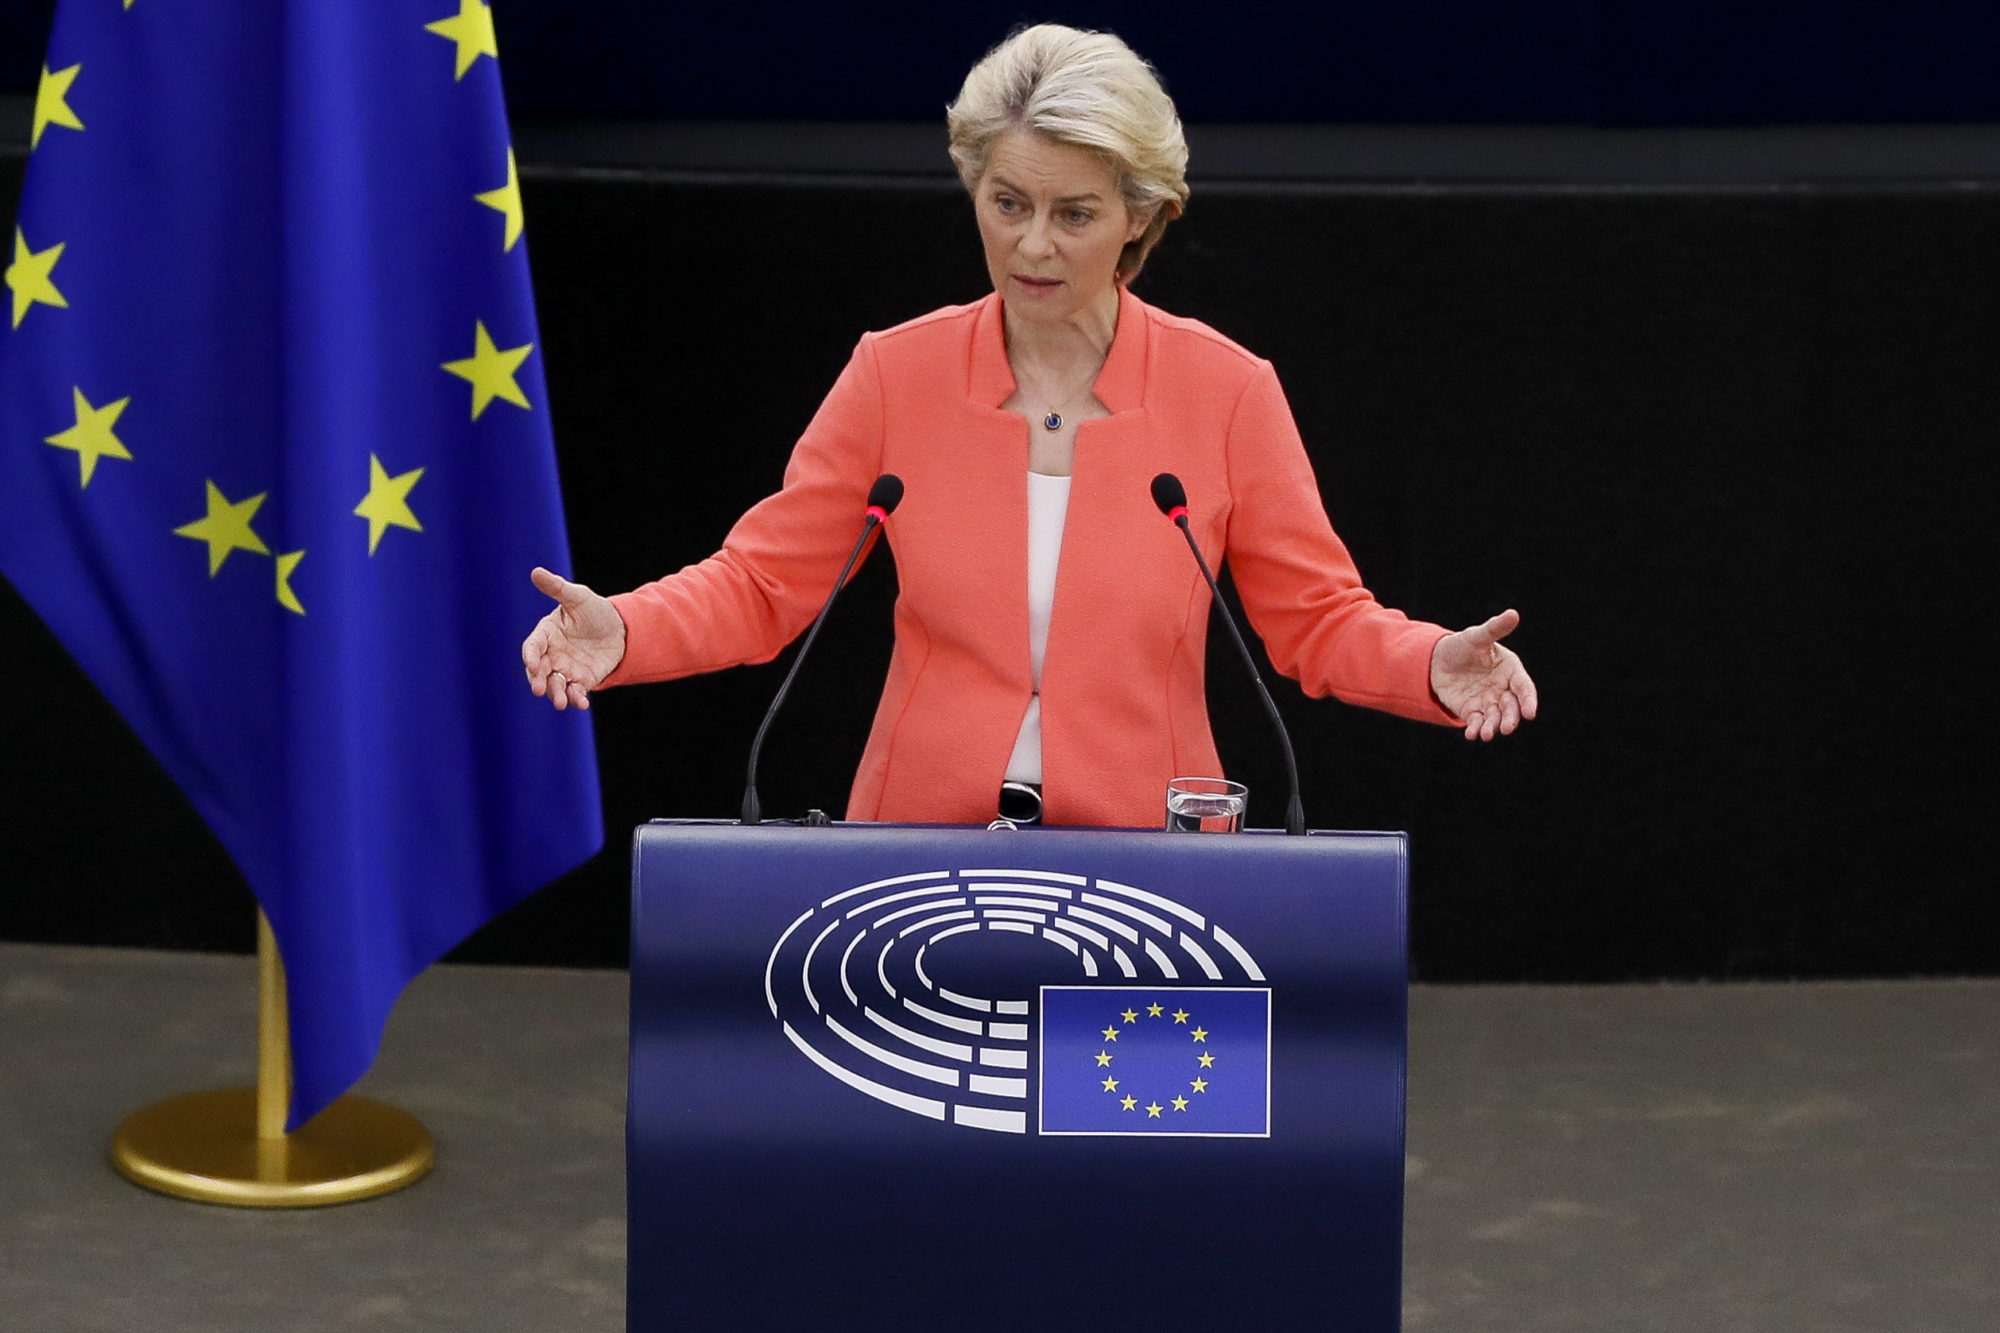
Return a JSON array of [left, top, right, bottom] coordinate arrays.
[[946, 24, 1190, 281]]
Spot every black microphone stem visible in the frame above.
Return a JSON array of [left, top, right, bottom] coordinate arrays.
[[740, 516, 879, 825], [1174, 517, 1307, 836]]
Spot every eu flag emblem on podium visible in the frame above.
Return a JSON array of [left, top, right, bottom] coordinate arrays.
[[1041, 986, 1271, 1135], [0, 1, 602, 1126]]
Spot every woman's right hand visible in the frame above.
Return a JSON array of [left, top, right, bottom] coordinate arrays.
[[521, 567, 626, 711]]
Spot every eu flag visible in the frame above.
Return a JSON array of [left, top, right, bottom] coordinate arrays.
[[0, 1, 602, 1125], [1040, 986, 1272, 1135]]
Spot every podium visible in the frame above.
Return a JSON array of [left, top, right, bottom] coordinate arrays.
[[629, 821, 1409, 1331]]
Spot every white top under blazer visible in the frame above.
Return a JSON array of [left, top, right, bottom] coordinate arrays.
[[1003, 470, 1072, 784]]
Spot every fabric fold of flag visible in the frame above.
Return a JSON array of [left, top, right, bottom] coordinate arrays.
[[0, 0, 602, 1126]]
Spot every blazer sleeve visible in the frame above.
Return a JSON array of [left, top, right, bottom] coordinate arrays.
[[1221, 358, 1459, 725], [601, 335, 887, 686]]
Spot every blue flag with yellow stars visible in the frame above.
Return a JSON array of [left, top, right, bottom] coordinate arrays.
[[1040, 986, 1272, 1135], [0, 1, 602, 1126]]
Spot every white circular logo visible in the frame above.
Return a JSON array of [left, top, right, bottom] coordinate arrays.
[[765, 865, 1268, 1135]]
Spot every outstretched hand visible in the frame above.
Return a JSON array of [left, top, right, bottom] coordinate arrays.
[[520, 567, 626, 711], [1430, 608, 1539, 741]]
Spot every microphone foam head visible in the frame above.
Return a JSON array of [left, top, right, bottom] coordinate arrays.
[[1150, 473, 1188, 517], [867, 474, 905, 517]]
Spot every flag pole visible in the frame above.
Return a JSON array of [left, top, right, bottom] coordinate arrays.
[[256, 908, 290, 1139], [109, 910, 435, 1207]]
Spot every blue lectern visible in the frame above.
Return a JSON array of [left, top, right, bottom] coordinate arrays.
[[629, 822, 1408, 1331]]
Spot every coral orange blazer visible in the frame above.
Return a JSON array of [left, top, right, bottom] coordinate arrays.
[[604, 287, 1456, 827]]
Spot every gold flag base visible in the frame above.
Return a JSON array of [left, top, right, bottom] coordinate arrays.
[[112, 1086, 433, 1208], [111, 912, 433, 1207]]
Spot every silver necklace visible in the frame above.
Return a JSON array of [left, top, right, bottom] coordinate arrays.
[[1020, 352, 1107, 431], [1037, 386, 1089, 432]]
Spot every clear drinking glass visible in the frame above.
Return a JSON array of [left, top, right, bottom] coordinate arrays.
[[1164, 777, 1248, 833]]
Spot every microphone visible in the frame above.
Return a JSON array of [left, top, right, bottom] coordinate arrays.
[[1151, 473, 1306, 836], [741, 475, 903, 825]]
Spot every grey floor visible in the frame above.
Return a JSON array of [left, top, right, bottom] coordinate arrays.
[[1, 943, 1993, 1331]]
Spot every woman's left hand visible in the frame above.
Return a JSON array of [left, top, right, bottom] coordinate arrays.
[[1430, 609, 1539, 741]]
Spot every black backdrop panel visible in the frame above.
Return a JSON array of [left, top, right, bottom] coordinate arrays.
[[4, 150, 1997, 979], [11, 2, 2000, 124]]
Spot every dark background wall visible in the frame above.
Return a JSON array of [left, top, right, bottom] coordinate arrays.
[[11, 1, 2000, 123], [4, 2, 1998, 980]]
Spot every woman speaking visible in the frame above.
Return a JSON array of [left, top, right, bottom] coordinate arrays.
[[519, 24, 1537, 828]]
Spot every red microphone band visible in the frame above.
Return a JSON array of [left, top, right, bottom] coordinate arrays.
[[865, 505, 890, 525], [1166, 505, 1189, 524]]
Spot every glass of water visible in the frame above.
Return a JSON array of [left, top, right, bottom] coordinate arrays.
[[1164, 777, 1248, 833]]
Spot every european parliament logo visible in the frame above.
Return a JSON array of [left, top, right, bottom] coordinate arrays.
[[763, 867, 1274, 1136]]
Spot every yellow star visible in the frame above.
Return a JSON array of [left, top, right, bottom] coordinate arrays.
[[276, 551, 306, 615], [44, 387, 131, 487], [1190, 1026, 1208, 1043], [1100, 1026, 1119, 1042], [1172, 1009, 1189, 1024], [7, 229, 68, 329], [1121, 1008, 1138, 1024], [1190, 1077, 1209, 1093], [442, 320, 533, 420], [173, 481, 270, 575], [1100, 1076, 1119, 1093], [32, 63, 84, 151], [423, 0, 497, 81], [353, 453, 425, 555], [1147, 1003, 1164, 1017], [1172, 1095, 1190, 1112], [1197, 1052, 1215, 1068], [1120, 1095, 1137, 1111], [1145, 1102, 1163, 1118], [475, 148, 523, 251], [1093, 1051, 1112, 1068]]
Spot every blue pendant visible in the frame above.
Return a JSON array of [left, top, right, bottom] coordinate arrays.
[[1043, 411, 1063, 431]]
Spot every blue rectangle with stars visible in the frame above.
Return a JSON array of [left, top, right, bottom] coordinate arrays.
[[1040, 985, 1271, 1135], [0, 1, 601, 1126]]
